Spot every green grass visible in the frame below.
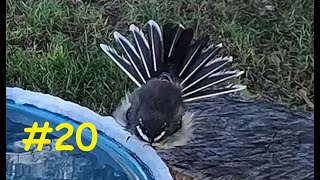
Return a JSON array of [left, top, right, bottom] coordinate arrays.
[[6, 0, 314, 114]]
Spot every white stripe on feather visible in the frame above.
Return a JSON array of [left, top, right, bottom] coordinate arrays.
[[182, 70, 244, 97], [114, 32, 146, 83], [215, 43, 223, 48], [202, 43, 222, 53], [182, 57, 233, 92], [168, 24, 185, 57], [205, 56, 232, 67], [209, 70, 242, 78], [139, 29, 150, 49], [151, 20, 163, 62], [147, 20, 159, 72], [130, 24, 151, 78], [100, 44, 142, 87], [178, 44, 202, 77], [180, 46, 222, 85], [183, 85, 246, 102], [203, 44, 214, 53], [114, 31, 140, 57]]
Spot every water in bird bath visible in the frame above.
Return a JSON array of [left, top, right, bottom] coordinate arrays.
[[6, 100, 154, 180]]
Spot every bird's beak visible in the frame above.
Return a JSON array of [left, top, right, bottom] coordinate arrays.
[[149, 139, 154, 145]]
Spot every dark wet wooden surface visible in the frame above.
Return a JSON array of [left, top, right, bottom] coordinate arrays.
[[156, 96, 314, 180]]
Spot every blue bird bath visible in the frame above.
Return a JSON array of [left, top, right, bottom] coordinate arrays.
[[6, 87, 172, 180]]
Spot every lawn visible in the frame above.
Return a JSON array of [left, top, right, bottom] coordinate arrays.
[[6, 0, 314, 115]]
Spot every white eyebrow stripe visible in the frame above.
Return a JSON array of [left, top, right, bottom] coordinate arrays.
[[161, 122, 167, 128], [136, 125, 149, 142], [154, 131, 166, 142], [139, 117, 143, 124]]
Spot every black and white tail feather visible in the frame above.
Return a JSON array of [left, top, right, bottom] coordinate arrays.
[[100, 20, 246, 148]]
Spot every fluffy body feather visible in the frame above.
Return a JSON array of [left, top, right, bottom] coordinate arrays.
[[100, 20, 246, 149]]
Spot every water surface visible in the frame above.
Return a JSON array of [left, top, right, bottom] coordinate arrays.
[[6, 100, 153, 180]]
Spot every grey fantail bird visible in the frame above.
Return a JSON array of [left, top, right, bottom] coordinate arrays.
[[100, 20, 246, 149]]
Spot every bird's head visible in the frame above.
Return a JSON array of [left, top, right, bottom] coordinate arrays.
[[126, 79, 184, 145]]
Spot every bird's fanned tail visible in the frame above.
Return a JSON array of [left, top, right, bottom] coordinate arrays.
[[100, 20, 246, 102]]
